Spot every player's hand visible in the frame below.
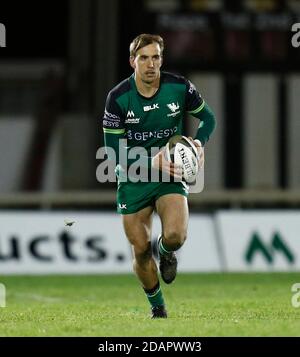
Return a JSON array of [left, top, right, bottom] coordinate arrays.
[[188, 137, 204, 169], [152, 147, 183, 179]]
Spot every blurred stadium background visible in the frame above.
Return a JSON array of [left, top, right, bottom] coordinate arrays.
[[1, 0, 300, 336]]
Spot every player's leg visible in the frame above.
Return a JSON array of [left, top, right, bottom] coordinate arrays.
[[155, 193, 188, 284], [122, 206, 167, 318], [122, 206, 156, 288]]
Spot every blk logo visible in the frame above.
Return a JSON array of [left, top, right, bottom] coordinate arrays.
[[0, 23, 6, 47], [143, 103, 159, 112]]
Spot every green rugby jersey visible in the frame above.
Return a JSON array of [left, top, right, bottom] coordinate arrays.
[[102, 71, 216, 175]]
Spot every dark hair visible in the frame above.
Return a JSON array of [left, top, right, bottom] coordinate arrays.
[[129, 34, 164, 57]]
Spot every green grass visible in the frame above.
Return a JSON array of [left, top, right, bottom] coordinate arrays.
[[0, 273, 300, 336]]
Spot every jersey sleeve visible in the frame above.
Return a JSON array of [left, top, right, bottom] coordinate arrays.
[[184, 79, 216, 146], [102, 91, 152, 171], [185, 79, 205, 114], [102, 91, 125, 135]]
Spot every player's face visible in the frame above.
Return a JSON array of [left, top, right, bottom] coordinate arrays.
[[130, 43, 162, 84]]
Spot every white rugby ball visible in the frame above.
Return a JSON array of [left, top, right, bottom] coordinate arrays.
[[165, 135, 199, 183]]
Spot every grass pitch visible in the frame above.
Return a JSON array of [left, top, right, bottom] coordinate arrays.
[[0, 273, 300, 336]]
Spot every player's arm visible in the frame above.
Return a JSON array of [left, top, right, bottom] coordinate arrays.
[[151, 147, 182, 178], [103, 129, 124, 164], [189, 101, 216, 146], [102, 91, 126, 166], [185, 80, 216, 146], [184, 79, 216, 168]]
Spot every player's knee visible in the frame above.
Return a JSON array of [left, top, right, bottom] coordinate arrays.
[[133, 241, 152, 264], [163, 230, 187, 250]]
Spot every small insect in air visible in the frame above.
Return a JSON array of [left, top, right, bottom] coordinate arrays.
[[64, 219, 75, 227]]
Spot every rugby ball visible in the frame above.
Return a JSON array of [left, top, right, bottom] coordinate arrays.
[[165, 135, 199, 183]]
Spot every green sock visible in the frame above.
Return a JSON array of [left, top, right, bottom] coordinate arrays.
[[159, 236, 172, 256], [144, 282, 165, 308]]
